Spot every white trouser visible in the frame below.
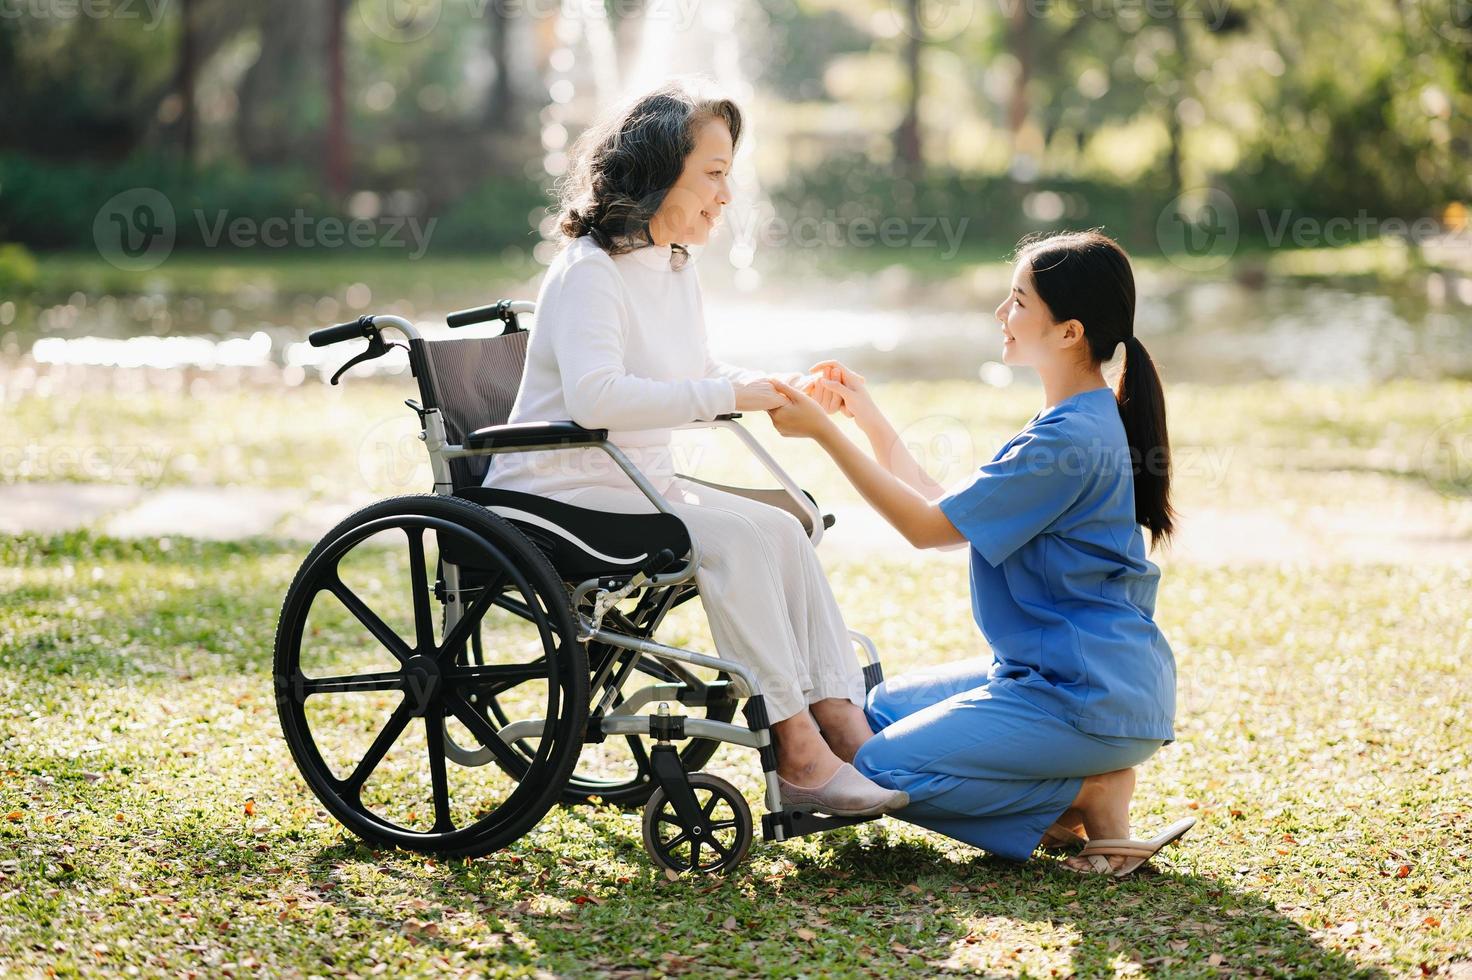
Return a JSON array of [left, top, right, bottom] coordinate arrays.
[[553, 478, 865, 723]]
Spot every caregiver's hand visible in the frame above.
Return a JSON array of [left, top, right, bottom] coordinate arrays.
[[808, 359, 878, 424], [767, 378, 838, 441], [733, 380, 788, 412]]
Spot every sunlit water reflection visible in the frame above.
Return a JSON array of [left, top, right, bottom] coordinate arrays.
[[4, 271, 1468, 390]]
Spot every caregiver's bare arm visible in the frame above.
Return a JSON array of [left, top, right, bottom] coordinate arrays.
[[769, 379, 965, 551], [807, 361, 946, 501], [818, 428, 966, 549], [853, 406, 949, 502]]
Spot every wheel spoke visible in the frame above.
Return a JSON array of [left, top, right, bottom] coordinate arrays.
[[296, 669, 404, 700], [451, 661, 547, 698], [424, 714, 455, 833], [702, 794, 721, 819], [663, 831, 689, 850], [446, 691, 542, 774], [689, 837, 703, 870], [491, 591, 536, 622], [404, 527, 435, 654], [329, 578, 412, 664], [438, 572, 506, 663], [709, 819, 737, 832], [344, 697, 414, 794], [704, 832, 730, 860]]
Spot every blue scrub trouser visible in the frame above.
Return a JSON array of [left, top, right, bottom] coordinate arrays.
[[852, 658, 1163, 861]]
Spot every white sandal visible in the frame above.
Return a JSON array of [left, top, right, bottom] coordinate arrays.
[[1066, 817, 1196, 877]]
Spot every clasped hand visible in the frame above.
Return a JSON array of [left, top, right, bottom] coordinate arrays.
[[731, 360, 874, 440]]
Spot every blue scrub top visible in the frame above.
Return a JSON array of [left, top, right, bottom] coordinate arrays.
[[938, 387, 1176, 741]]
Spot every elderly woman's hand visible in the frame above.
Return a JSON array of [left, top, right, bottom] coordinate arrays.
[[767, 378, 838, 441], [733, 380, 789, 412]]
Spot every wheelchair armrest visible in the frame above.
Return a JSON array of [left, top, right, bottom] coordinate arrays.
[[465, 420, 608, 450]]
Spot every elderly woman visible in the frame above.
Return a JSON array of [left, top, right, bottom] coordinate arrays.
[[484, 79, 905, 817]]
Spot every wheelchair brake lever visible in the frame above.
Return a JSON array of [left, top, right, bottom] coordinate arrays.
[[329, 328, 403, 385]]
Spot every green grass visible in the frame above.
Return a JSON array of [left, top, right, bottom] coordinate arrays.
[[1, 533, 1469, 977], [5, 379, 1470, 536], [2, 378, 1470, 974]]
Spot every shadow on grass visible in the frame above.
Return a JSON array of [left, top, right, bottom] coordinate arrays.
[[297, 821, 1380, 978], [801, 833, 1383, 977]]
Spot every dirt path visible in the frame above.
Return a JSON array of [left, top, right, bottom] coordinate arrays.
[[4, 481, 1469, 566]]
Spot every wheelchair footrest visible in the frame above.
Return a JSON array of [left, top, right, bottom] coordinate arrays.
[[762, 808, 878, 843]]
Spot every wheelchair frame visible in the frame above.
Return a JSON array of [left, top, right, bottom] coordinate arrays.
[[284, 303, 887, 870]]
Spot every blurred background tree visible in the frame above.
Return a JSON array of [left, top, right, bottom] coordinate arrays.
[[0, 0, 1467, 259]]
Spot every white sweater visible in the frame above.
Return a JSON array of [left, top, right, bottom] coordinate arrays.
[[484, 236, 764, 495]]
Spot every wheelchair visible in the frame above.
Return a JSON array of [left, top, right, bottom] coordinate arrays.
[[273, 300, 887, 875]]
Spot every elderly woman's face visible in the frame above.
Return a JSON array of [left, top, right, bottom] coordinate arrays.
[[650, 117, 733, 247]]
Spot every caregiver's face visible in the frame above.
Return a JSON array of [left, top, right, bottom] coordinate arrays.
[[994, 261, 1056, 367], [650, 116, 733, 246]]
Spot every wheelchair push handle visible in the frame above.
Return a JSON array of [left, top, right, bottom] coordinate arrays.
[[309, 316, 372, 347], [447, 300, 535, 330]]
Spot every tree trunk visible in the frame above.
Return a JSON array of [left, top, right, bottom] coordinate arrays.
[[325, 0, 349, 198], [894, 0, 923, 179], [1006, 0, 1032, 140], [1166, 3, 1189, 200], [486, 7, 514, 129], [175, 0, 197, 169]]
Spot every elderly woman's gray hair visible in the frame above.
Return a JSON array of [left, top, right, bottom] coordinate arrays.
[[557, 78, 743, 254]]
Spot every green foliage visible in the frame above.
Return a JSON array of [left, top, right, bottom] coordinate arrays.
[[0, 242, 38, 290], [0, 154, 327, 251], [0, 154, 546, 256], [430, 177, 552, 253], [770, 153, 1173, 255]]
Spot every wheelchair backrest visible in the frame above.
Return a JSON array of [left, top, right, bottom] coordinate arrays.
[[415, 328, 530, 489]]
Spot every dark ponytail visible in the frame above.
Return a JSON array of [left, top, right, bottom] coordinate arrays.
[[1017, 230, 1175, 547]]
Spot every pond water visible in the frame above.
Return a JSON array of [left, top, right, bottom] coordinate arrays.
[[4, 264, 1470, 386]]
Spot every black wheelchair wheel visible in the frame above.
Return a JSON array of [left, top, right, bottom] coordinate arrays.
[[273, 494, 587, 857], [640, 773, 753, 876]]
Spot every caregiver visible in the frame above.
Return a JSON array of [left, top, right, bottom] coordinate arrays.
[[768, 230, 1193, 876], [484, 79, 906, 818]]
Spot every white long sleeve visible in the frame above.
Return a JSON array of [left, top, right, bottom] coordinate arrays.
[[549, 254, 735, 430], [485, 237, 743, 495]]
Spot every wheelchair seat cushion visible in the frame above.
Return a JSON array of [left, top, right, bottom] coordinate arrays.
[[453, 486, 692, 583]]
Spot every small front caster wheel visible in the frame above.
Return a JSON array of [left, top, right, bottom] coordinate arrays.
[[640, 773, 753, 875]]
